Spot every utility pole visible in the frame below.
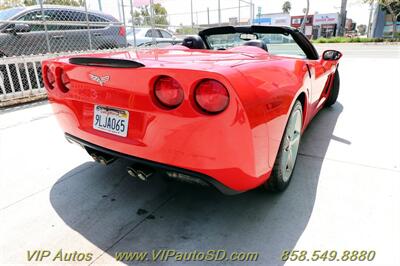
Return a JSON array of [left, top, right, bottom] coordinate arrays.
[[84, 0, 93, 50], [207, 7, 210, 25], [129, 0, 137, 47], [250, 0, 253, 23], [150, 0, 156, 46], [38, 0, 51, 53], [190, 0, 194, 29], [300, 0, 309, 34], [338, 0, 348, 36], [367, 2, 374, 37], [98, 0, 102, 11], [238, 0, 241, 25], [218, 0, 221, 26], [117, 0, 122, 22], [121, 0, 126, 25], [253, 3, 255, 22], [120, 0, 128, 47]]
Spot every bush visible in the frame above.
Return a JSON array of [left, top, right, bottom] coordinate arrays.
[[315, 38, 327, 43], [312, 37, 400, 43]]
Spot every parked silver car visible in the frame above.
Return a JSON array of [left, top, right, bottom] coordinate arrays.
[[0, 5, 127, 57], [126, 27, 181, 47], [0, 5, 128, 96]]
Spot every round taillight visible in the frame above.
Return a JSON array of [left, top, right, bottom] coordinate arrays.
[[45, 67, 55, 90], [194, 79, 229, 113], [60, 70, 71, 92], [154, 76, 184, 108]]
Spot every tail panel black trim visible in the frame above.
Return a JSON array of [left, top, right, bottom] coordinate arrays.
[[64, 133, 241, 195], [69, 57, 145, 68]]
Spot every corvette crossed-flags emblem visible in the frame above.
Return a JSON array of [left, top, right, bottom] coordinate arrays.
[[89, 74, 110, 86]]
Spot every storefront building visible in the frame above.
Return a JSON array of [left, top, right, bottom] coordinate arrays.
[[312, 13, 340, 38], [291, 15, 314, 38], [252, 13, 291, 26]]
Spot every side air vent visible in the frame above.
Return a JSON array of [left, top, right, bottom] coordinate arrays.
[[69, 57, 145, 68]]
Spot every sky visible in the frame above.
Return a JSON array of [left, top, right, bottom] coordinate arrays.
[[86, 0, 372, 27]]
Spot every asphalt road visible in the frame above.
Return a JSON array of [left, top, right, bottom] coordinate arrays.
[[1, 43, 399, 266]]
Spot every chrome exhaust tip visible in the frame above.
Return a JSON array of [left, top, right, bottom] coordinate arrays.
[[90, 152, 116, 165], [127, 165, 153, 181]]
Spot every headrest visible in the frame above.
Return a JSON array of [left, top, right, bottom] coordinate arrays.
[[242, 40, 268, 52], [182, 35, 206, 49]]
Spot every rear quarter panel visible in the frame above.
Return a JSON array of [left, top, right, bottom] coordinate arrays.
[[233, 58, 311, 168]]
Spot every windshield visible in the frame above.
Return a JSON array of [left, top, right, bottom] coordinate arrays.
[[206, 32, 306, 58], [0, 7, 24, 20]]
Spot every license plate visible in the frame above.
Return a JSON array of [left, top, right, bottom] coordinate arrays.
[[93, 105, 129, 137]]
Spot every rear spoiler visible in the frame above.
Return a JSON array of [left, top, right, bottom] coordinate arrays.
[[69, 57, 145, 68]]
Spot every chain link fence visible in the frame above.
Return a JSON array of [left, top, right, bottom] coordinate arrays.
[[0, 47, 133, 105], [0, 0, 253, 106]]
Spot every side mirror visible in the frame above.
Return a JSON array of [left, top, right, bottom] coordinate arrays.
[[5, 24, 31, 34], [322, 50, 342, 61]]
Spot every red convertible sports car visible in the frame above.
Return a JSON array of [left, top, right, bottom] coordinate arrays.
[[43, 26, 342, 194]]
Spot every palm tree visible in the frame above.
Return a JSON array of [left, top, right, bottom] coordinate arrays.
[[282, 1, 292, 13]]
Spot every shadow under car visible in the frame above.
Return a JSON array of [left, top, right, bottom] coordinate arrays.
[[50, 103, 345, 265]]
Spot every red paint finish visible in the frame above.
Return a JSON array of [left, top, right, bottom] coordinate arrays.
[[43, 47, 340, 192]]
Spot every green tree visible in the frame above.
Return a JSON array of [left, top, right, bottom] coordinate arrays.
[[132, 3, 168, 27], [176, 24, 197, 35], [364, 0, 400, 37], [42, 0, 85, 6], [23, 0, 36, 6], [282, 1, 291, 13], [0, 0, 24, 10]]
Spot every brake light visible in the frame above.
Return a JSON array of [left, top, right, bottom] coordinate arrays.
[[119, 26, 126, 37], [44, 67, 55, 90], [194, 79, 229, 113], [154, 76, 184, 108], [59, 69, 71, 92]]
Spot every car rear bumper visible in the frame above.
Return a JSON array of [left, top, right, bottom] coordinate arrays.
[[45, 58, 273, 192], [65, 133, 242, 195], [49, 89, 272, 192]]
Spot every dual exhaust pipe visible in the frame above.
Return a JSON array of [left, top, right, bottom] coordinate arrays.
[[89, 150, 154, 181], [89, 150, 203, 185]]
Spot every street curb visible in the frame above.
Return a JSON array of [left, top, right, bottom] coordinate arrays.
[[314, 42, 400, 46], [0, 94, 48, 109]]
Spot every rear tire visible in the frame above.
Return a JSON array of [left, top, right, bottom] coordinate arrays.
[[325, 70, 340, 107], [264, 100, 303, 192]]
